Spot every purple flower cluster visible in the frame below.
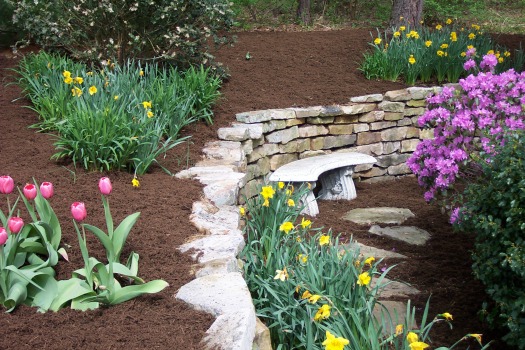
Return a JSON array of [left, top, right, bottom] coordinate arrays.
[[407, 56, 525, 204]]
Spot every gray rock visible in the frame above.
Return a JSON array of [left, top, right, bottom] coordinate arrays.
[[190, 200, 240, 235], [350, 94, 383, 103], [369, 225, 431, 246], [203, 309, 257, 350], [195, 257, 241, 278], [179, 234, 245, 263], [203, 178, 243, 206], [342, 207, 415, 225], [373, 300, 412, 335], [348, 242, 408, 259], [371, 277, 420, 299], [217, 127, 250, 141]]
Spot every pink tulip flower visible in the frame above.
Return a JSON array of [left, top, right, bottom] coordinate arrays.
[[0, 176, 14, 194], [23, 183, 37, 200], [0, 227, 7, 245], [98, 177, 112, 195], [40, 182, 54, 199], [71, 202, 87, 222], [8, 217, 24, 234]]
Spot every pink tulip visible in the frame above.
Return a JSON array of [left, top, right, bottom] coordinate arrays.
[[0, 176, 14, 194], [0, 227, 7, 245], [98, 177, 112, 195], [71, 202, 87, 222], [23, 183, 37, 200], [8, 217, 24, 234], [40, 182, 54, 199]]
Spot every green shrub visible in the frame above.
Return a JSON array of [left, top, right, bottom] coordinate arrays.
[[16, 52, 221, 175], [454, 130, 525, 348], [9, 0, 235, 68]]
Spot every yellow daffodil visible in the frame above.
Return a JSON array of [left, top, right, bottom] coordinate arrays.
[[86, 71, 94, 76], [357, 272, 371, 286], [504, 51, 511, 57], [440, 43, 449, 49], [407, 331, 419, 344], [278, 181, 285, 189], [88, 85, 97, 95], [364, 256, 375, 266], [408, 55, 416, 65], [374, 37, 382, 45], [308, 294, 321, 304], [139, 69, 144, 76], [74, 76, 84, 84], [461, 52, 467, 57], [322, 330, 349, 350], [260, 186, 275, 200], [436, 24, 442, 30], [399, 26, 406, 31], [64, 76, 73, 84], [71, 87, 82, 97], [450, 31, 457, 41], [298, 254, 308, 263], [319, 235, 330, 246], [487, 49, 495, 55], [62, 70, 71, 78], [285, 186, 294, 196], [263, 198, 270, 207], [239, 206, 245, 216], [393, 31, 400, 37], [498, 57, 504, 63], [441, 312, 453, 321], [425, 40, 432, 47], [468, 334, 482, 345], [354, 259, 361, 267], [437, 50, 445, 57], [114, 95, 119, 100], [301, 290, 312, 299], [274, 267, 288, 281], [468, 33, 476, 40], [395, 324, 403, 336], [287, 198, 295, 207], [314, 304, 331, 321], [296, 236, 302, 242], [47, 62, 51, 69], [407, 30, 419, 39], [142, 101, 152, 109], [295, 285, 301, 293], [301, 217, 311, 229], [446, 18, 452, 24], [279, 221, 294, 234], [409, 342, 429, 350], [147, 110, 154, 118], [472, 24, 481, 30], [132, 177, 140, 187]]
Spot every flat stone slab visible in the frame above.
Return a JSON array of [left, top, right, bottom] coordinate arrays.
[[369, 225, 431, 246], [372, 277, 420, 299], [203, 308, 256, 350], [373, 300, 412, 335], [178, 234, 245, 264], [342, 207, 415, 225], [344, 242, 407, 259], [190, 200, 240, 235]]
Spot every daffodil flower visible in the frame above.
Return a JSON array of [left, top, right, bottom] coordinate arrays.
[[278, 181, 285, 189], [239, 206, 245, 216], [301, 217, 311, 229], [441, 312, 453, 321], [142, 101, 152, 109], [71, 87, 82, 97], [88, 85, 97, 95], [314, 304, 331, 322], [301, 290, 312, 299], [287, 198, 295, 207], [308, 294, 321, 304], [406, 331, 419, 344], [322, 330, 349, 350], [274, 267, 288, 281], [260, 186, 275, 199], [409, 342, 429, 350], [364, 256, 375, 266], [468, 334, 482, 345], [319, 235, 330, 246], [357, 272, 371, 286], [395, 324, 403, 336], [132, 177, 140, 187], [279, 221, 294, 234]]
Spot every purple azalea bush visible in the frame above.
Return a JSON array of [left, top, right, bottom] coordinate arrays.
[[407, 54, 525, 209]]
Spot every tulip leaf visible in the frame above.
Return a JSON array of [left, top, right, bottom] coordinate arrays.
[[49, 278, 95, 311], [112, 262, 144, 284], [126, 252, 140, 278], [19, 241, 47, 255], [4, 281, 28, 312], [58, 247, 69, 262], [29, 274, 58, 312], [112, 212, 140, 260], [83, 223, 112, 256], [109, 279, 169, 305]]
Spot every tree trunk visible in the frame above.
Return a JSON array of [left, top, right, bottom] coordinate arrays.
[[296, 0, 311, 25], [390, 0, 423, 27]]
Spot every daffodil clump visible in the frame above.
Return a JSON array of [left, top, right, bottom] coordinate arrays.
[[16, 52, 221, 175], [361, 20, 524, 85]]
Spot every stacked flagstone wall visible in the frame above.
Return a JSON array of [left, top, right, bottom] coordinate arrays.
[[214, 86, 441, 200]]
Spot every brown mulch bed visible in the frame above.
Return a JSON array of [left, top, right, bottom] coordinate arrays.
[[0, 28, 523, 349]]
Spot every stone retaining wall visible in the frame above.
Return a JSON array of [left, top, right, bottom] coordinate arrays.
[[214, 86, 442, 200]]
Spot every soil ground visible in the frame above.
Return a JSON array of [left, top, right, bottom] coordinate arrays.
[[0, 28, 523, 349]]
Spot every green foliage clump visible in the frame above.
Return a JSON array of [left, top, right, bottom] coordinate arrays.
[[454, 131, 525, 348], [9, 0, 235, 68], [360, 21, 524, 85], [16, 52, 221, 175], [240, 182, 487, 350]]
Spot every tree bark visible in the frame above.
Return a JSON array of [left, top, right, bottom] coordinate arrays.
[[390, 0, 423, 27], [296, 0, 311, 25]]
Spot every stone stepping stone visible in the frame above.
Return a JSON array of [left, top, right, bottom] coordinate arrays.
[[371, 277, 420, 299], [344, 242, 407, 260], [342, 207, 415, 225], [369, 225, 431, 246], [373, 300, 414, 335]]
